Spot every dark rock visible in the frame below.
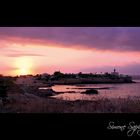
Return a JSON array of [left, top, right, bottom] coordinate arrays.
[[26, 86, 56, 97], [47, 83, 55, 87], [55, 91, 76, 94], [38, 88, 56, 97], [70, 87, 110, 90], [81, 89, 98, 94]]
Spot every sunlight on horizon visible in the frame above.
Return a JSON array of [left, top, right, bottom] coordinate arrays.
[[13, 57, 34, 76]]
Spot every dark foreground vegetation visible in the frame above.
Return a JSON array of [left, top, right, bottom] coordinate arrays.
[[0, 93, 140, 113]]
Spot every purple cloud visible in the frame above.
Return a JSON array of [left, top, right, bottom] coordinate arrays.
[[0, 27, 140, 51]]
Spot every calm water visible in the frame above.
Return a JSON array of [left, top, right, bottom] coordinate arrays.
[[51, 80, 140, 101]]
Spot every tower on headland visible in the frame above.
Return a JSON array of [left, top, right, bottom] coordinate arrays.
[[111, 68, 119, 76]]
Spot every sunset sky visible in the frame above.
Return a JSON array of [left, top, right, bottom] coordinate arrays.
[[0, 27, 140, 76]]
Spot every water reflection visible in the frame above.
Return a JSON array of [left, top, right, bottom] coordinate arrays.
[[52, 81, 140, 101]]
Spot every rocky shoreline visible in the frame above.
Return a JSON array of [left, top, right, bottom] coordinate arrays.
[[46, 80, 135, 85]]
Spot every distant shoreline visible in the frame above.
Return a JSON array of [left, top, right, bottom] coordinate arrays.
[[48, 80, 136, 85]]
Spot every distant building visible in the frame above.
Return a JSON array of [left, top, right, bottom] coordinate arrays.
[[76, 74, 79, 79], [111, 69, 119, 76]]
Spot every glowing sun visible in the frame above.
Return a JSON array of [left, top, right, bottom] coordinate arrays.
[[14, 57, 33, 75]]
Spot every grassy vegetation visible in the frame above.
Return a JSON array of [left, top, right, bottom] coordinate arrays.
[[1, 93, 140, 113]]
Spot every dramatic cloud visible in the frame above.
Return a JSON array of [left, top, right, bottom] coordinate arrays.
[[0, 27, 140, 51], [0, 27, 140, 76]]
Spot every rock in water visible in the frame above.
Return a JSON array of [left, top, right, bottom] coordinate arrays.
[[81, 89, 98, 94], [38, 88, 56, 97]]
